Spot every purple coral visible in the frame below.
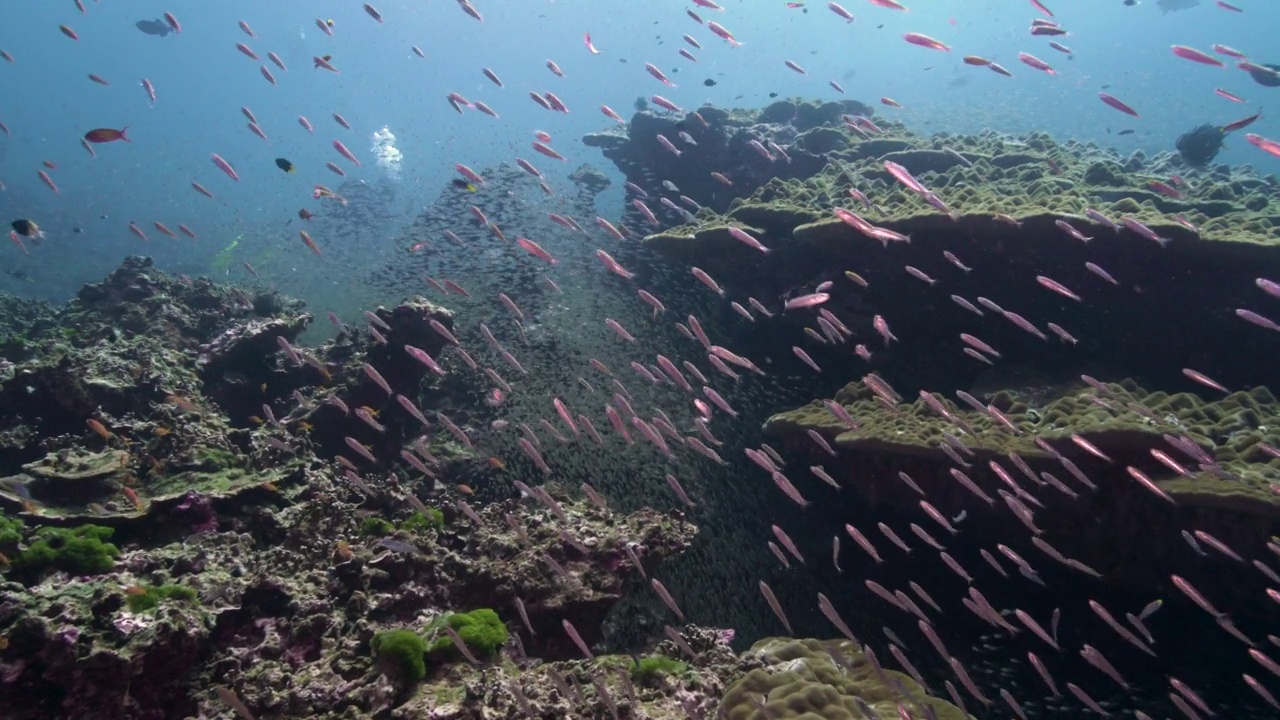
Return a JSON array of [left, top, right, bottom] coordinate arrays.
[[175, 491, 218, 534]]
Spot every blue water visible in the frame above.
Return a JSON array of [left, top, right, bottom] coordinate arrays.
[[1, 0, 1276, 303]]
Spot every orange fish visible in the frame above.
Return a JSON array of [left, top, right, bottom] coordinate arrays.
[[487, 457, 506, 470], [456, 484, 475, 495], [86, 418, 113, 440], [121, 486, 145, 511], [299, 230, 322, 256]]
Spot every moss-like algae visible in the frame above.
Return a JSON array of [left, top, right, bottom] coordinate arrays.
[[765, 379, 1280, 515], [371, 629, 427, 684], [402, 508, 444, 533], [125, 583, 198, 613], [718, 637, 966, 720], [644, 120, 1280, 255], [426, 608, 508, 660], [11, 524, 120, 575], [631, 655, 688, 686]]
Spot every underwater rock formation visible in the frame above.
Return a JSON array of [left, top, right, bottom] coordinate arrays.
[[762, 377, 1280, 621], [0, 256, 742, 719], [718, 637, 966, 720], [583, 99, 873, 225]]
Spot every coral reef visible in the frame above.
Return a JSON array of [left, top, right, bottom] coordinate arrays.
[[718, 637, 966, 720], [0, 255, 712, 718], [765, 379, 1280, 514]]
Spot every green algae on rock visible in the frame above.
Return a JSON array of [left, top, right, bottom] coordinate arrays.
[[372, 629, 428, 684], [425, 608, 508, 660], [718, 637, 967, 720], [765, 378, 1280, 515], [10, 524, 120, 576]]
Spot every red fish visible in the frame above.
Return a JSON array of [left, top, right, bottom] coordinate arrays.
[[163, 12, 182, 34], [59, 25, 79, 41], [1223, 111, 1262, 132]]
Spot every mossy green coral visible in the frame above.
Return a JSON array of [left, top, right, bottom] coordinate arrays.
[[12, 524, 120, 575], [0, 513, 22, 549], [361, 516, 394, 537], [402, 508, 444, 533], [719, 637, 966, 720], [426, 608, 508, 660], [126, 583, 198, 613], [765, 380, 1280, 514], [372, 629, 427, 684], [631, 655, 688, 685]]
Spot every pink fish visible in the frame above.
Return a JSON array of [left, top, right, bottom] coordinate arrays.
[[236, 43, 258, 60], [1018, 52, 1055, 74], [883, 160, 928, 194], [1036, 275, 1081, 302], [1172, 45, 1225, 67], [903, 33, 950, 51], [517, 237, 558, 265], [645, 62, 676, 87], [210, 153, 239, 181], [332, 140, 361, 165], [828, 2, 855, 21], [584, 33, 600, 54], [298, 116, 314, 133], [141, 78, 156, 104], [707, 21, 741, 46], [1098, 92, 1139, 117], [1247, 134, 1280, 158], [596, 250, 634, 278], [1215, 88, 1246, 103], [532, 141, 565, 160]]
